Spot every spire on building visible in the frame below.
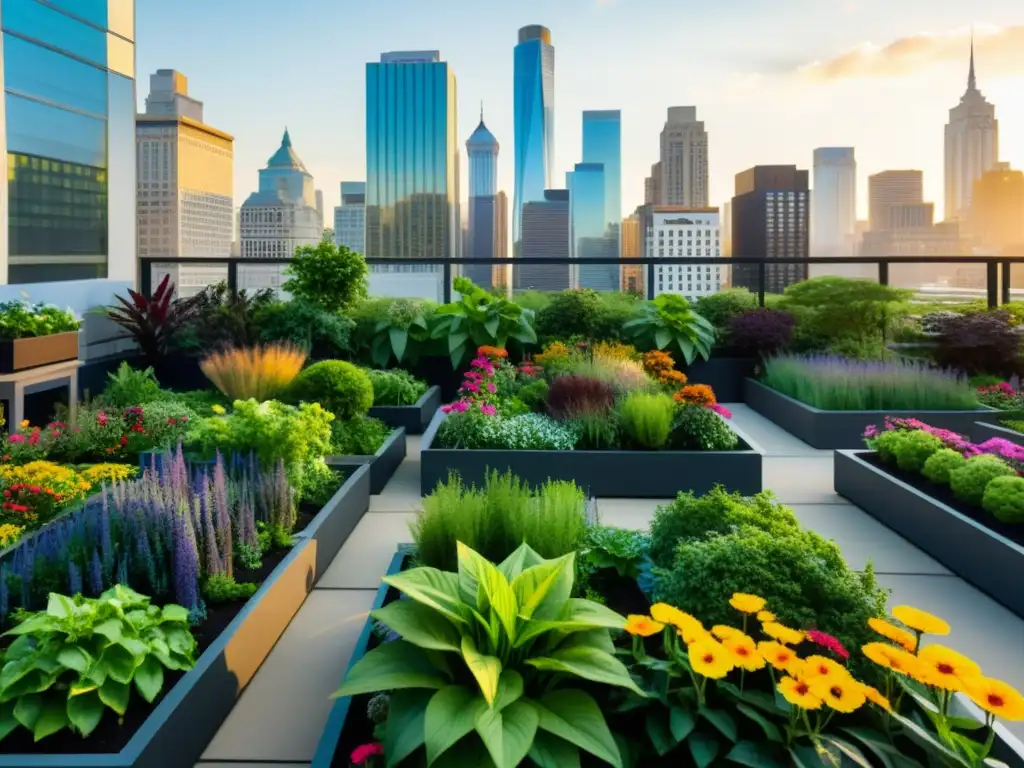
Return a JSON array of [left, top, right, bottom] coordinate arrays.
[[266, 127, 308, 172], [282, 127, 292, 148], [968, 31, 977, 91]]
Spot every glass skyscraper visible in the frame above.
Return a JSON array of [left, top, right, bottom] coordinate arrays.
[[568, 162, 617, 292], [582, 110, 621, 259], [513, 25, 554, 250], [465, 109, 500, 289], [1, 0, 136, 286]]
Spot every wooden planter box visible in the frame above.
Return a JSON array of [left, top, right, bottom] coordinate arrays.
[[328, 427, 406, 495], [0, 465, 372, 768], [419, 412, 762, 499], [744, 378, 999, 450], [0, 331, 79, 374], [368, 385, 441, 435]]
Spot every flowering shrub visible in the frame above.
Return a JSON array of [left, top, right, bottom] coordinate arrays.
[[591, 340, 640, 362], [976, 379, 1024, 410], [435, 411, 578, 450], [674, 383, 717, 406], [441, 354, 502, 417], [78, 462, 138, 488], [642, 349, 689, 387], [533, 340, 571, 366], [475, 344, 507, 360], [546, 374, 616, 419], [0, 522, 23, 548], [0, 461, 90, 525]]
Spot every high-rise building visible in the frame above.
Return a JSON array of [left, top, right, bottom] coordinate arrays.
[[315, 189, 324, 232], [811, 148, 864, 278], [493, 191, 510, 291], [721, 201, 733, 258], [621, 214, 642, 293], [660, 107, 708, 207], [568, 163, 616, 291], [513, 25, 555, 252], [137, 70, 234, 296], [517, 190, 570, 291], [582, 110, 622, 259], [646, 208, 723, 300], [366, 50, 459, 300], [644, 162, 662, 205], [1, 0, 136, 290], [465, 108, 501, 289], [868, 171, 924, 231], [971, 167, 1024, 252], [334, 181, 366, 254], [944, 40, 998, 222], [238, 129, 320, 291], [730, 166, 809, 295]]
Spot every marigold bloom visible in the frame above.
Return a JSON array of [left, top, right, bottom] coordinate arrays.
[[762, 621, 805, 646], [867, 617, 917, 653], [624, 615, 664, 637], [891, 606, 950, 636], [917, 645, 981, 691], [809, 676, 866, 714], [711, 625, 744, 641], [863, 685, 892, 712], [778, 676, 822, 710], [758, 641, 804, 675], [18, 420, 29, 429], [757, 611, 776, 623], [729, 593, 766, 614], [862, 643, 925, 677], [724, 634, 766, 672], [675, 384, 717, 406], [965, 677, 1024, 721], [689, 639, 736, 679], [803, 655, 851, 682]]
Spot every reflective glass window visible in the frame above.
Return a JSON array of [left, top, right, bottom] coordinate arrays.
[[1, 0, 106, 66], [42, 0, 107, 27], [6, 93, 107, 168], [3, 34, 106, 115], [107, 0, 133, 40], [106, 32, 133, 77]]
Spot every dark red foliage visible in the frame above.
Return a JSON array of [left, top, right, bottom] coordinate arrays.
[[106, 275, 202, 365], [546, 374, 616, 419], [726, 308, 795, 356], [934, 310, 1021, 377]]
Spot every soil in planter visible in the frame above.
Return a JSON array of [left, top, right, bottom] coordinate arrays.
[[863, 453, 1024, 548], [0, 499, 323, 756]]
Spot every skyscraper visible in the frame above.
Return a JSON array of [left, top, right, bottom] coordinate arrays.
[[944, 39, 998, 222], [868, 171, 924, 231], [644, 163, 662, 205], [971, 166, 1024, 253], [582, 110, 622, 260], [465, 107, 501, 289], [517, 190, 570, 291], [568, 163, 617, 291], [334, 182, 366, 254], [621, 214, 642, 293], [660, 107, 708, 207], [366, 50, 459, 300], [811, 148, 856, 256], [1, 0, 136, 287], [315, 189, 325, 233], [513, 25, 555, 252]]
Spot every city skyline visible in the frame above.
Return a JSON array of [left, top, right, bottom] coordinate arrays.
[[136, 0, 1024, 226]]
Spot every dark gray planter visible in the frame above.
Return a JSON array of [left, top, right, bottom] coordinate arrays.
[[744, 378, 999, 450], [328, 427, 406, 494], [0, 464, 371, 768], [420, 412, 762, 498], [368, 385, 441, 435], [971, 420, 1024, 448], [681, 356, 756, 403], [834, 450, 1024, 620]]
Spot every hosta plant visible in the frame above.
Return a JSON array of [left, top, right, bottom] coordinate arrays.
[[334, 541, 643, 767], [0, 586, 196, 742], [370, 299, 432, 368], [623, 294, 716, 365]]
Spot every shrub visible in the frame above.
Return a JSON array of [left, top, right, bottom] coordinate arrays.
[[330, 414, 392, 456], [976, 380, 1024, 410], [174, 282, 274, 353], [576, 525, 651, 601], [365, 368, 427, 406], [435, 411, 577, 451], [1003, 419, 1024, 434], [982, 475, 1024, 523], [282, 240, 368, 312], [99, 362, 164, 408], [726, 307, 796, 356], [201, 344, 307, 402], [949, 454, 1017, 506], [694, 288, 757, 331], [617, 391, 675, 450], [106, 275, 202, 366], [0, 461, 91, 526], [569, 356, 652, 394], [535, 289, 603, 341], [875, 429, 910, 463], [669, 405, 738, 451], [674, 383, 716, 406], [892, 430, 944, 472], [570, 410, 619, 450], [641, 350, 686, 386], [935, 310, 1022, 376], [430, 277, 536, 367], [78, 463, 138, 488], [546, 374, 616, 419], [921, 448, 969, 485], [516, 378, 549, 412], [623, 294, 716, 365], [288, 360, 374, 420], [255, 299, 355, 359]]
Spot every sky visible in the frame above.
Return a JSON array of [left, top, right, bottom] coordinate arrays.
[[135, 0, 1024, 224]]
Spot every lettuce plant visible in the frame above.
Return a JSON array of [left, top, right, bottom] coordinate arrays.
[[335, 541, 643, 767]]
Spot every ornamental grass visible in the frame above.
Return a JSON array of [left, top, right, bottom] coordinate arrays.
[[762, 353, 979, 411], [200, 343, 307, 402]]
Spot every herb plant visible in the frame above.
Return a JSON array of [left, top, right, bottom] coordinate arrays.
[[255, 299, 355, 359], [98, 362, 164, 408], [329, 415, 391, 456], [617, 391, 676, 450], [369, 299, 432, 367], [622, 294, 716, 365], [0, 300, 79, 340], [288, 360, 374, 420], [365, 368, 428, 406]]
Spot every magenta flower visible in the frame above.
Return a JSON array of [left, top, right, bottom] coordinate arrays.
[[805, 629, 850, 661], [487, 383, 497, 393], [7, 434, 24, 445], [480, 403, 497, 416], [708, 403, 732, 419], [464, 382, 480, 393], [350, 742, 384, 765], [862, 424, 879, 439]]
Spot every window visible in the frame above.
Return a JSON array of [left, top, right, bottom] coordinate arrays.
[[2, 34, 107, 115], [2, 0, 106, 66], [6, 93, 106, 167]]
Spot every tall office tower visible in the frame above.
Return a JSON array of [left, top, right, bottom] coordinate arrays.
[[720, 201, 733, 258], [238, 129, 320, 291], [1, 0, 136, 289], [137, 70, 234, 296], [868, 171, 924, 231], [568, 163, 616, 291], [582, 110, 622, 259], [513, 25, 555, 254], [945, 40, 998, 222], [644, 163, 662, 205], [493, 191, 510, 291], [465, 108, 501, 289], [971, 167, 1024, 252], [517, 190, 570, 291], [621, 214, 642, 293], [646, 208, 723, 300], [315, 189, 325, 232], [366, 51, 459, 300], [231, 207, 241, 256], [334, 182, 366, 254], [810, 148, 864, 278], [730, 166, 810, 295], [659, 107, 708, 207]]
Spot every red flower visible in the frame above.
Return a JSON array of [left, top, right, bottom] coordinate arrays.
[[28, 485, 41, 495], [350, 743, 384, 765], [2, 455, 9, 461], [805, 629, 849, 660], [2, 490, 9, 499], [167, 417, 178, 425], [120, 436, 128, 446]]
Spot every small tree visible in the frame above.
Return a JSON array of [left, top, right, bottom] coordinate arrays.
[[283, 241, 368, 313]]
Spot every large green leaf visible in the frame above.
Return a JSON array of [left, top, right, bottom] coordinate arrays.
[[515, 599, 626, 647], [372, 335, 392, 368], [735, 703, 781, 743], [46, 593, 73, 619], [431, 734, 496, 768], [654, 328, 672, 350], [384, 568, 468, 626], [448, 332, 469, 354], [511, 553, 575, 622], [821, 737, 873, 768], [461, 635, 502, 706], [493, 671, 524, 712], [700, 706, 738, 743], [528, 730, 581, 768], [526, 646, 645, 696], [726, 741, 788, 768], [371, 600, 461, 653], [677, 336, 697, 365], [13, 693, 42, 730], [92, 618, 124, 644], [132, 656, 164, 703], [840, 727, 917, 768], [670, 706, 696, 742], [0, 702, 18, 741], [645, 707, 677, 756], [66, 689, 104, 737], [33, 696, 69, 742], [99, 678, 130, 716], [483, 318, 500, 340], [57, 647, 91, 674], [424, 685, 487, 765], [688, 730, 720, 768], [497, 543, 547, 582], [457, 542, 519, 642], [533, 688, 622, 767], [385, 689, 432, 768], [388, 326, 409, 362], [474, 699, 538, 768], [334, 640, 448, 698], [100, 644, 138, 685], [556, 628, 616, 655]]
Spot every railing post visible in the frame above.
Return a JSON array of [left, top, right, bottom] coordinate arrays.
[[646, 260, 655, 300], [443, 261, 453, 304], [878, 260, 889, 287], [1002, 261, 1012, 305], [757, 259, 766, 307], [140, 259, 152, 298], [226, 260, 238, 295], [987, 261, 999, 309]]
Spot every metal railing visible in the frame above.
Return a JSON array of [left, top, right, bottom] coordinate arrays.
[[139, 255, 1024, 308]]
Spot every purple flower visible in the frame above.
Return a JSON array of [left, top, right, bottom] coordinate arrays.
[[67, 561, 83, 596], [863, 424, 879, 439], [173, 508, 201, 612], [88, 549, 104, 595]]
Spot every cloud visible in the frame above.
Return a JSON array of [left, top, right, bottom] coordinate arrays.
[[797, 24, 1024, 82]]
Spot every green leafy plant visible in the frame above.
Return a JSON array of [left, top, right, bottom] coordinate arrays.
[[334, 541, 642, 767], [436, 411, 578, 451], [330, 414, 392, 456], [949, 454, 1017, 506], [172, 282, 275, 353], [369, 299, 433, 367], [891, 430, 944, 472], [0, 586, 196, 742], [98, 362, 164, 408], [288, 360, 374, 420], [622, 294, 716, 365], [575, 526, 650, 602], [366, 368, 428, 406], [255, 299, 355, 359], [982, 474, 1024, 522], [669, 405, 739, 451], [570, 410, 619, 450], [202, 574, 258, 605], [921, 448, 968, 485], [430, 277, 537, 367], [282, 240, 368, 313], [617, 391, 676, 450], [534, 289, 604, 342], [516, 379, 550, 413], [0, 300, 79, 340], [694, 288, 757, 333]]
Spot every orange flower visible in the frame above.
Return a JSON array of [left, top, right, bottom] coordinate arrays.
[[476, 345, 508, 360], [724, 634, 765, 671], [674, 384, 717, 406], [862, 643, 925, 678], [624, 615, 664, 637]]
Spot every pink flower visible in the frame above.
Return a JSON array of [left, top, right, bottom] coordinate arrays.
[[97, 412, 108, 426], [862, 424, 879, 439], [480, 403, 497, 416], [28, 430, 40, 447], [350, 742, 384, 765], [708, 403, 732, 419], [486, 383, 497, 393], [7, 434, 25, 445], [805, 629, 849, 660], [463, 382, 480, 394]]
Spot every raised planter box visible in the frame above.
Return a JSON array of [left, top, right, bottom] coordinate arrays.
[[367, 385, 441, 435], [834, 450, 1024, 620], [744, 378, 999, 450], [971, 420, 1024, 448], [420, 412, 762, 498], [681, 356, 756, 403], [0, 331, 79, 374], [328, 426, 406, 495]]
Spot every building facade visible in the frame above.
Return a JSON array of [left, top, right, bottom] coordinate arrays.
[[334, 181, 366, 254], [868, 170, 923, 231], [811, 148, 856, 256], [465, 110, 501, 289], [644, 162, 662, 205], [513, 25, 554, 251], [582, 110, 621, 259], [730, 166, 809, 295], [621, 214, 642, 293], [516, 189, 570, 291], [660, 107, 708, 208], [568, 162, 616, 291], [366, 50, 459, 300], [971, 166, 1024, 253], [646, 208, 722, 300]]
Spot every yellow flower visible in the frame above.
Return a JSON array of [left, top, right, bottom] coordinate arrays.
[[711, 625, 744, 642], [18, 419, 29, 429], [863, 685, 892, 712], [965, 677, 1024, 721], [757, 611, 776, 623], [862, 643, 925, 678], [624, 615, 664, 637], [211, 404, 227, 415], [803, 655, 851, 682], [758, 641, 803, 675], [723, 634, 766, 672], [917, 645, 981, 692], [778, 675, 822, 710], [868, 618, 918, 653], [891, 606, 950, 636], [809, 676, 867, 714], [650, 603, 693, 629], [689, 639, 736, 679], [762, 622, 805, 646], [0, 523, 24, 548], [729, 593, 766, 614], [677, 624, 710, 646]]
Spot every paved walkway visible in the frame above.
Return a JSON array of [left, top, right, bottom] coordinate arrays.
[[195, 404, 1024, 767]]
